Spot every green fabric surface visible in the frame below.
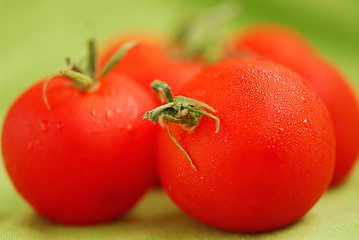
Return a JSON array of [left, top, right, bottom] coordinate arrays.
[[0, 0, 358, 239], [1, 165, 359, 240], [0, 166, 359, 240]]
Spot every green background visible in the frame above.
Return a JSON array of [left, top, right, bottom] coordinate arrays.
[[0, 0, 358, 239]]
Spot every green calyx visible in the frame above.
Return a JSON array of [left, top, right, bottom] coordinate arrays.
[[43, 40, 138, 110], [143, 80, 220, 171]]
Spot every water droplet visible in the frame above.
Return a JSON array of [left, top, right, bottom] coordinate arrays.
[[56, 122, 64, 130], [302, 96, 306, 101], [105, 109, 112, 119], [126, 124, 133, 131], [303, 118, 308, 124], [115, 108, 122, 115], [279, 127, 284, 131], [39, 120, 49, 132], [91, 109, 97, 117], [200, 176, 204, 180], [128, 97, 139, 119], [117, 123, 124, 130]]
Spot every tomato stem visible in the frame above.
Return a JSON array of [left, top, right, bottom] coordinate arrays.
[[151, 80, 174, 103], [173, 1, 239, 62], [60, 70, 93, 89], [42, 39, 138, 110], [97, 40, 138, 80], [143, 80, 220, 170], [166, 121, 197, 171], [87, 39, 96, 79]]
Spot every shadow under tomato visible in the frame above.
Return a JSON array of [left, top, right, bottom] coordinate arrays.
[[5, 190, 323, 240]]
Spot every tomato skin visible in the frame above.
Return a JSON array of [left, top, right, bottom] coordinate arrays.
[[290, 56, 359, 186], [228, 23, 313, 63], [230, 23, 359, 187], [100, 34, 206, 96], [1, 72, 157, 225], [146, 59, 205, 95], [100, 34, 169, 90], [157, 59, 335, 232]]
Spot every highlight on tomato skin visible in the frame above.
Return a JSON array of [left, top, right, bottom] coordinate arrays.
[[227, 23, 359, 187], [1, 53, 158, 225], [154, 58, 336, 233]]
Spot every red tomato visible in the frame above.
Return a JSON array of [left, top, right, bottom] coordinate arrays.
[[1, 71, 157, 225], [156, 59, 335, 232], [100, 34, 206, 187], [100, 33, 169, 90], [146, 59, 205, 95], [229, 23, 359, 186], [100, 34, 206, 95], [227, 23, 313, 63]]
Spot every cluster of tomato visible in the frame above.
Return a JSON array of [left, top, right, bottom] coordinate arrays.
[[1, 23, 358, 233]]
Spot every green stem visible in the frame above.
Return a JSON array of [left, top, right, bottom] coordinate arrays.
[[143, 102, 175, 124], [166, 121, 197, 171], [143, 80, 220, 171], [42, 39, 138, 110], [173, 1, 239, 62], [88, 39, 96, 79], [151, 80, 174, 103], [60, 70, 93, 88], [97, 40, 138, 80], [42, 74, 57, 110], [42, 70, 97, 111]]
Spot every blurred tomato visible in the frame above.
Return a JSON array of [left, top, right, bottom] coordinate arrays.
[[228, 23, 359, 187]]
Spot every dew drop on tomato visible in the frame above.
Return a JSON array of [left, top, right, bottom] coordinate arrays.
[[56, 122, 65, 131], [105, 109, 112, 119], [27, 142, 33, 150], [115, 108, 122, 115], [91, 109, 97, 117], [39, 120, 49, 133], [117, 123, 124, 130]]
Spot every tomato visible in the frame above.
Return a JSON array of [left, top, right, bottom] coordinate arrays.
[[1, 65, 157, 224], [229, 23, 359, 186], [100, 33, 169, 89], [146, 59, 205, 95], [149, 59, 335, 232], [100, 34, 206, 187], [100, 33, 206, 96], [227, 23, 313, 63]]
